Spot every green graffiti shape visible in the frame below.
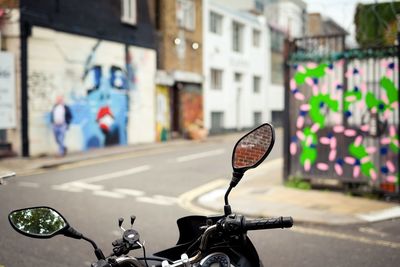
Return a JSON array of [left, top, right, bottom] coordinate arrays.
[[294, 63, 328, 85], [349, 143, 376, 178], [366, 77, 399, 113], [380, 77, 399, 104], [390, 135, 399, 154], [344, 90, 363, 112], [309, 94, 339, 128], [300, 127, 318, 166]]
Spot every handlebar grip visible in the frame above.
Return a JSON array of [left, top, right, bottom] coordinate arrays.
[[244, 216, 293, 231]]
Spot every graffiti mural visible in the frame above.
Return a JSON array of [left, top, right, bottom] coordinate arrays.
[[156, 85, 171, 142], [28, 27, 156, 156], [288, 55, 399, 192]]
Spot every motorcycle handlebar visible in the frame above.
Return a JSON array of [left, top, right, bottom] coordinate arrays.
[[244, 216, 293, 231]]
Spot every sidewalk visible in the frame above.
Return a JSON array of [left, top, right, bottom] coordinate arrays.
[[194, 158, 400, 225]]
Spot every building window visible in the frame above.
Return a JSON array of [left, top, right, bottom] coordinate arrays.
[[253, 29, 261, 47], [271, 52, 284, 84], [211, 69, 223, 90], [254, 112, 262, 126], [253, 76, 261, 93], [121, 0, 137, 25], [270, 27, 284, 52], [210, 11, 223, 34], [234, 72, 242, 82], [176, 0, 196, 31], [232, 21, 244, 52], [211, 112, 224, 133]]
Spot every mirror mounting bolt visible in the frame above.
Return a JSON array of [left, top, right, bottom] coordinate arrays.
[[230, 172, 244, 187]]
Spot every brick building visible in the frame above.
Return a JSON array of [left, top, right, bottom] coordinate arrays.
[[153, 0, 204, 140]]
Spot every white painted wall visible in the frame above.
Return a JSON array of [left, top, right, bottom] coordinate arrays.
[[265, 0, 306, 38], [203, 1, 269, 131], [27, 27, 156, 156]]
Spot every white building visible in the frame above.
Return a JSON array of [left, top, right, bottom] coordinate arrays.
[[203, 0, 268, 133]]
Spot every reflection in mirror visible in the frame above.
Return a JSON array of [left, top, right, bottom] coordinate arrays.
[[9, 207, 67, 237], [233, 124, 273, 170]]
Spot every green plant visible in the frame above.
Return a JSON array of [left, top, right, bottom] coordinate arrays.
[[285, 177, 311, 190]]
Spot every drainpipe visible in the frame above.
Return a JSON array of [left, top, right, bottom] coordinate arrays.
[[20, 20, 30, 157]]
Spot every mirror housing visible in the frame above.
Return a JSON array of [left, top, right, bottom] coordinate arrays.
[[8, 206, 70, 239], [231, 123, 275, 186]]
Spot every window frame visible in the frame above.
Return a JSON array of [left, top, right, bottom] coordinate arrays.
[[210, 68, 223, 90], [209, 11, 223, 34], [121, 0, 137, 26]]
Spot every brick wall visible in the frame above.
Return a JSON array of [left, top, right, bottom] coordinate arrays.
[[157, 0, 202, 74]]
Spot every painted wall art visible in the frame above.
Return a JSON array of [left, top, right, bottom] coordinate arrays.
[[288, 58, 399, 190]]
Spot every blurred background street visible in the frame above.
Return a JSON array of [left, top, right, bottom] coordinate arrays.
[[0, 0, 399, 266]]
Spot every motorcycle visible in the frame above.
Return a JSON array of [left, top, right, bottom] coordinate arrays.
[[8, 123, 293, 267]]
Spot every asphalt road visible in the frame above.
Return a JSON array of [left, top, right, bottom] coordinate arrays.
[[0, 130, 399, 267]]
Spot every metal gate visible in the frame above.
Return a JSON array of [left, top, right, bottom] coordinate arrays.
[[283, 34, 399, 195]]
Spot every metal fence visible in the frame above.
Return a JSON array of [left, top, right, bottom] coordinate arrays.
[[284, 34, 399, 195]]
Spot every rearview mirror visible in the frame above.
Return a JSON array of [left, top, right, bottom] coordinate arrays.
[[9, 207, 69, 238], [232, 123, 275, 175]]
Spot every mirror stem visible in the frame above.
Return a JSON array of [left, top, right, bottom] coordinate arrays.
[[224, 185, 233, 216], [82, 236, 106, 260], [64, 227, 105, 260]]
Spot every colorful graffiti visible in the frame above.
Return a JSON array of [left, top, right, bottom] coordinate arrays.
[[156, 85, 171, 142], [289, 59, 399, 187], [67, 63, 133, 149]]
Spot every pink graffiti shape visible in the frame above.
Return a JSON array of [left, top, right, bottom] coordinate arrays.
[[312, 85, 319, 95], [354, 136, 363, 146], [297, 65, 306, 73], [380, 137, 391, 145], [345, 157, 356, 165], [345, 95, 357, 102], [317, 163, 329, 171], [383, 110, 391, 120], [306, 136, 313, 147], [290, 142, 297, 156], [360, 83, 367, 93], [387, 176, 397, 183], [320, 137, 331, 145], [311, 123, 320, 133], [390, 125, 396, 137], [370, 169, 377, 181], [366, 146, 377, 154], [290, 79, 296, 89], [321, 84, 328, 94], [386, 161, 396, 173], [300, 104, 311, 111], [306, 77, 314, 86], [304, 159, 311, 172], [361, 157, 370, 164], [344, 129, 357, 137], [333, 125, 345, 133], [353, 166, 360, 178], [297, 116, 305, 129], [297, 131, 305, 141], [295, 93, 305, 101], [335, 163, 343, 176], [360, 124, 370, 132], [329, 150, 337, 161], [307, 62, 318, 69], [330, 137, 337, 149]]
